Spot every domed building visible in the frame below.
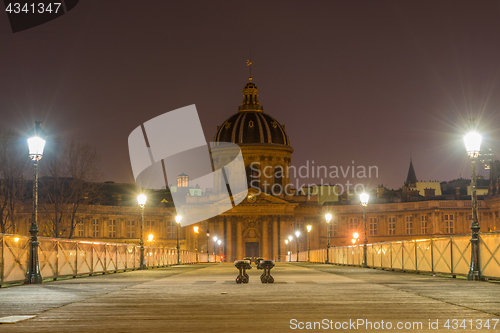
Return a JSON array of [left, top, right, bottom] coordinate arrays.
[[192, 76, 305, 261], [212, 77, 293, 194]]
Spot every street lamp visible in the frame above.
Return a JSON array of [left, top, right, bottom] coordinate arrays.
[[360, 192, 369, 268], [325, 213, 332, 264], [175, 215, 182, 265], [206, 229, 210, 263], [213, 236, 218, 262], [288, 235, 293, 262], [306, 224, 312, 263], [193, 226, 199, 263], [295, 230, 300, 262], [352, 232, 359, 245], [217, 239, 222, 262], [137, 194, 147, 270], [464, 130, 482, 281], [27, 121, 46, 284]]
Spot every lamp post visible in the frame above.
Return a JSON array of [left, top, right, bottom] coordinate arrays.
[[213, 236, 217, 262], [206, 229, 210, 263], [464, 130, 482, 281], [137, 194, 147, 270], [194, 226, 199, 263], [306, 224, 312, 263], [27, 121, 46, 284], [175, 215, 182, 265], [288, 235, 293, 262], [360, 192, 369, 268], [295, 230, 300, 262], [325, 213, 332, 264]]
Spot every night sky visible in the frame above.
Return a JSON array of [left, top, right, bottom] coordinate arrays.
[[1, 1, 500, 190]]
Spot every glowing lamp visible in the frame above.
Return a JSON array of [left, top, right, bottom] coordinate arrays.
[[27, 121, 46, 161], [325, 213, 332, 223], [137, 194, 147, 207], [360, 192, 369, 207], [464, 131, 482, 158]]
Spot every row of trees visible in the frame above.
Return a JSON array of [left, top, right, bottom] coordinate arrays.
[[0, 131, 102, 238]]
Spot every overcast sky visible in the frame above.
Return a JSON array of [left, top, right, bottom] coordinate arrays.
[[1, 1, 499, 190]]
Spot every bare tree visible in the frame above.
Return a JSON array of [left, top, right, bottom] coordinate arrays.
[[40, 139, 101, 238], [0, 131, 29, 234]]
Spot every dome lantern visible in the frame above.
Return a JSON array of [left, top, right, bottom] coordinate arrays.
[[238, 77, 264, 112]]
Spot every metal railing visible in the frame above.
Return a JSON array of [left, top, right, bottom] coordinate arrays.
[[0, 234, 197, 286], [291, 232, 500, 279]]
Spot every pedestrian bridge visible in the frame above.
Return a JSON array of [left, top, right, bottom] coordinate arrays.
[[2, 232, 500, 286], [1, 262, 500, 332]]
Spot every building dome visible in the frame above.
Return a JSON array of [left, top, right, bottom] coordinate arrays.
[[214, 78, 290, 146]]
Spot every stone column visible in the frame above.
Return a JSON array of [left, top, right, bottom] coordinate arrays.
[[262, 218, 269, 259], [226, 218, 232, 262], [236, 219, 243, 260], [273, 217, 278, 260], [315, 220, 320, 249]]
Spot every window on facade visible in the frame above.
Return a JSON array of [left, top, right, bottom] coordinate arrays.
[[146, 220, 155, 236], [421, 215, 428, 234], [348, 218, 358, 234], [405, 216, 413, 235], [109, 220, 117, 238], [164, 220, 175, 238], [77, 222, 84, 237], [329, 219, 338, 237], [126, 220, 135, 238], [444, 214, 454, 234], [388, 216, 396, 235], [369, 217, 377, 236], [92, 219, 99, 238]]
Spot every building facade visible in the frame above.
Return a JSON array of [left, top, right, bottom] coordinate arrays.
[[7, 77, 500, 261]]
